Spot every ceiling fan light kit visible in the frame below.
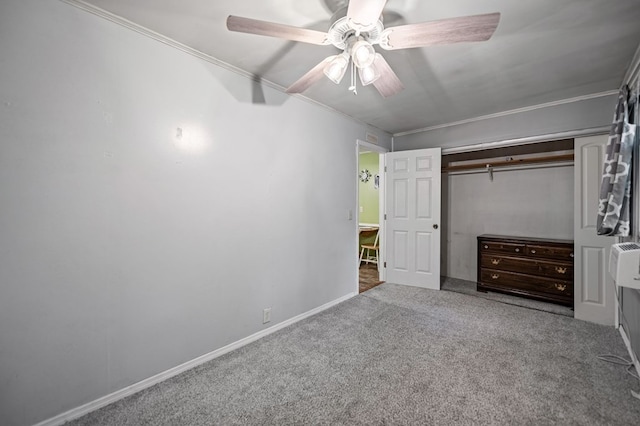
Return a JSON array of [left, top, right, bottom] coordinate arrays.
[[227, 0, 500, 98], [351, 39, 376, 68], [324, 53, 350, 84], [358, 64, 380, 86]]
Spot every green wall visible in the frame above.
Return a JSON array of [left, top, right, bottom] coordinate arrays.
[[359, 152, 379, 224]]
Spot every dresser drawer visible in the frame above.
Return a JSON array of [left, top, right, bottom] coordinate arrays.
[[480, 269, 573, 299], [477, 235, 574, 307], [480, 254, 573, 280], [479, 241, 525, 255], [525, 244, 574, 261]]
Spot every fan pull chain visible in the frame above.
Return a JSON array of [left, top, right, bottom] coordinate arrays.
[[348, 60, 357, 95]]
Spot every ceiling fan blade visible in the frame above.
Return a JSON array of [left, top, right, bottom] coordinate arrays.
[[347, 0, 387, 29], [372, 54, 404, 98], [286, 56, 334, 94], [227, 15, 329, 45], [381, 12, 500, 50]]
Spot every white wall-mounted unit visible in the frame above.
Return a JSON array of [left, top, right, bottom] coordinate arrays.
[[609, 243, 640, 289]]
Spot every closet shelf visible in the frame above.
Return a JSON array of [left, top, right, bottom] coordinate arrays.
[[442, 153, 574, 173]]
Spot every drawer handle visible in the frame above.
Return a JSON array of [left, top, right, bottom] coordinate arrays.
[[515, 248, 520, 253], [555, 267, 567, 274], [491, 273, 500, 279], [484, 245, 489, 249], [491, 258, 501, 265], [531, 249, 536, 254], [570, 253, 574, 258], [554, 283, 567, 292]]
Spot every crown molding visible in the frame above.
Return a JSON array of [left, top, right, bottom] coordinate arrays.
[[60, 0, 261, 86], [59, 0, 390, 138], [394, 90, 618, 138]]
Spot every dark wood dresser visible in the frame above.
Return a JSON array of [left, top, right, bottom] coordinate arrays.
[[477, 234, 574, 307]]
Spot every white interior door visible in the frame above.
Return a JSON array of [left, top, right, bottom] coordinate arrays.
[[385, 148, 441, 289], [574, 135, 616, 325]]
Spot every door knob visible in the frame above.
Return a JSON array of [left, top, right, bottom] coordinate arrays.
[[433, 224, 438, 229]]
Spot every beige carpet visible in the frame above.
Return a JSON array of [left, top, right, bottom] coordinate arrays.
[[68, 283, 640, 425]]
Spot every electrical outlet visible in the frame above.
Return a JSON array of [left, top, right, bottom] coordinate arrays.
[[359, 206, 364, 213], [263, 308, 271, 324]]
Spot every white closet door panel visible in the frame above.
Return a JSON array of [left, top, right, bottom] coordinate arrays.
[[574, 136, 615, 325]]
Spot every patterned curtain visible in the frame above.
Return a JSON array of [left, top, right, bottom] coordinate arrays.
[[597, 86, 636, 236]]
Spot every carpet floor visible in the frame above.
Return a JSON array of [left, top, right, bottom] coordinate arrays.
[[68, 283, 640, 425], [441, 276, 574, 317]]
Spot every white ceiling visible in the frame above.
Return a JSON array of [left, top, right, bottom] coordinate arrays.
[[77, 0, 640, 135]]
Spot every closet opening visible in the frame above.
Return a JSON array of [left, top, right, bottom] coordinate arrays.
[[440, 138, 576, 315]]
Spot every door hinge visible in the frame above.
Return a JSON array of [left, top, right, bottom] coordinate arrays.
[[384, 214, 387, 220], [384, 262, 387, 268], [384, 166, 387, 172]]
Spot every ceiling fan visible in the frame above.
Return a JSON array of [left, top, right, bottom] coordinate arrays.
[[227, 0, 500, 98]]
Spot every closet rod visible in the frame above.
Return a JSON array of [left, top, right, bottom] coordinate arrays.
[[442, 153, 574, 173]]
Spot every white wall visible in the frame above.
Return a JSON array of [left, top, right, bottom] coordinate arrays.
[[394, 94, 615, 151], [442, 166, 574, 281], [0, 1, 391, 425]]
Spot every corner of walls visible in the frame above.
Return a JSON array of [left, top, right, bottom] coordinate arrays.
[[623, 41, 640, 88]]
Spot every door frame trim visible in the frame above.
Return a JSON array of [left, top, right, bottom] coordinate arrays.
[[356, 140, 388, 292]]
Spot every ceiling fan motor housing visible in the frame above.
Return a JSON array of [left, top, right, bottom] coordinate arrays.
[[326, 16, 383, 50]]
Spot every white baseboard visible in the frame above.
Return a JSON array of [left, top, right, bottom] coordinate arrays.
[[33, 291, 357, 426]]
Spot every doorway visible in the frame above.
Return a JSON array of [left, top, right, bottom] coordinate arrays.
[[357, 140, 387, 293]]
